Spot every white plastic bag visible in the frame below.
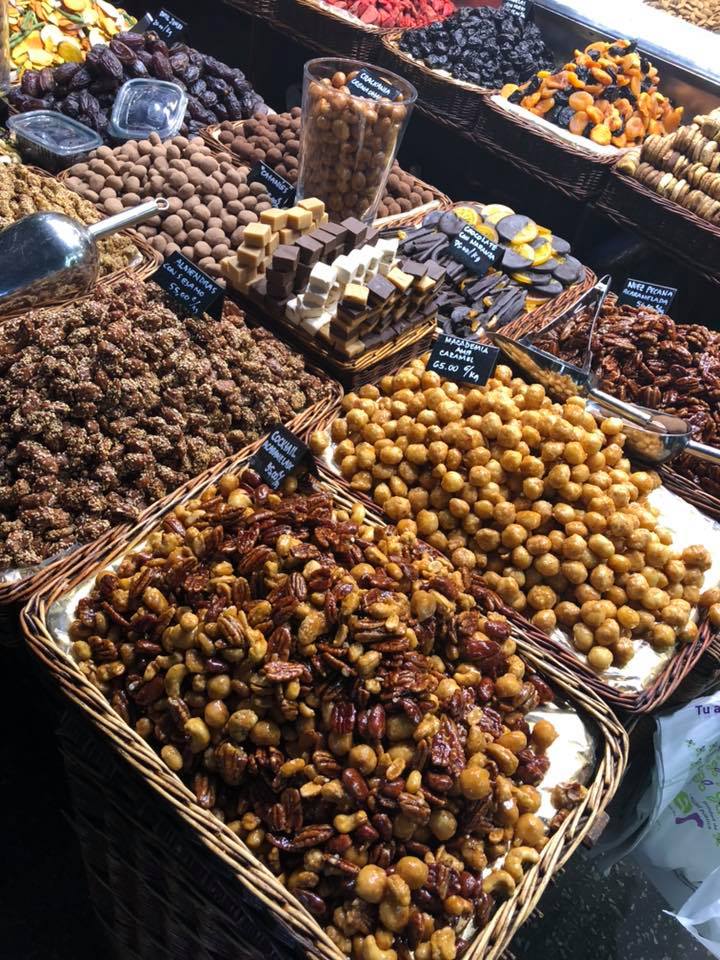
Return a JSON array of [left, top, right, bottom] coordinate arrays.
[[634, 690, 720, 957]]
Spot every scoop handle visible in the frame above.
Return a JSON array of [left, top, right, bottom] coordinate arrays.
[[685, 438, 720, 466], [87, 197, 169, 240], [590, 387, 655, 426]]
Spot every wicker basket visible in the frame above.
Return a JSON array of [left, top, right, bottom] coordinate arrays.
[[380, 30, 491, 139], [0, 299, 341, 607], [221, 0, 278, 18], [22, 459, 627, 960], [200, 120, 452, 230], [0, 166, 162, 322], [482, 95, 619, 203], [273, 0, 389, 59], [596, 167, 720, 286]]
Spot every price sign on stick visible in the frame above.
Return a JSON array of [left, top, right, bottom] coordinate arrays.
[[154, 252, 224, 319], [248, 161, 296, 208], [618, 278, 677, 315], [250, 426, 310, 490], [152, 8, 186, 42], [427, 334, 500, 387], [448, 224, 502, 278]]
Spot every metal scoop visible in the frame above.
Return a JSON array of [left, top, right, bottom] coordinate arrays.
[[0, 196, 169, 314], [490, 275, 720, 468]]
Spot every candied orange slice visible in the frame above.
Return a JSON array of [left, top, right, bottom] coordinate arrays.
[[454, 206, 480, 227]]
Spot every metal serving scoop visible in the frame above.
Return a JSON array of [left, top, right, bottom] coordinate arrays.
[[489, 276, 720, 468], [0, 196, 169, 314]]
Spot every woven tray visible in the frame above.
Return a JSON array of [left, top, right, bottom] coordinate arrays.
[[273, 0, 389, 59], [0, 300, 340, 607], [380, 29, 491, 139], [482, 95, 620, 203], [0, 165, 161, 322], [200, 120, 452, 230], [596, 167, 720, 286], [221, 0, 278, 18], [21, 458, 627, 960]]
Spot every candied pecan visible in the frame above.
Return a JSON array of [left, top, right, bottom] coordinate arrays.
[[263, 661, 311, 683], [331, 701, 356, 734]]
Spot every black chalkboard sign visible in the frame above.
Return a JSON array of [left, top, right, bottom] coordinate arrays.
[[249, 425, 309, 489], [347, 68, 401, 102], [427, 334, 500, 387], [152, 8, 186, 42], [504, 0, 532, 20], [448, 224, 501, 278], [154, 252, 224, 319], [618, 278, 677, 315], [248, 161, 296, 209]]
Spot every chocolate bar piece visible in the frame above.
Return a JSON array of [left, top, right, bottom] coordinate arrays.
[[295, 235, 323, 265], [320, 221, 348, 247], [367, 274, 395, 305], [267, 270, 295, 298], [272, 244, 299, 272], [425, 261, 445, 282], [340, 216, 367, 252], [309, 228, 341, 256], [402, 259, 428, 279]]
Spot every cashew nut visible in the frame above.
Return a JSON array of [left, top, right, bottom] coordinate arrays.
[[504, 846, 540, 883], [482, 869, 516, 897]]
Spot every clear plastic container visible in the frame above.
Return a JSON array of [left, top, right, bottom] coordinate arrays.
[[7, 111, 102, 172], [109, 79, 188, 143], [297, 58, 417, 223]]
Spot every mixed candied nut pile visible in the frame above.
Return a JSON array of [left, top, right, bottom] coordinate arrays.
[[318, 357, 712, 673], [71, 471, 573, 957], [0, 278, 329, 570], [0, 163, 138, 276]]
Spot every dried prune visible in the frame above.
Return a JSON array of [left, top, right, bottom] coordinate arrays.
[[68, 67, 92, 90], [151, 52, 174, 81]]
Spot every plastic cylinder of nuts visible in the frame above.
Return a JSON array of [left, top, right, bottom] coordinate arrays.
[[297, 58, 417, 223]]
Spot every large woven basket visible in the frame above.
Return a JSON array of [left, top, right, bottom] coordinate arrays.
[[22, 456, 627, 960], [596, 167, 720, 286], [482, 96, 620, 203], [0, 299, 341, 607], [273, 0, 389, 59], [380, 30, 491, 139], [221, 0, 278, 18], [200, 120, 452, 231], [0, 166, 161, 323]]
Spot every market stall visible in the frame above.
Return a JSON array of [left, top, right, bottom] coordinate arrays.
[[2, 3, 720, 959]]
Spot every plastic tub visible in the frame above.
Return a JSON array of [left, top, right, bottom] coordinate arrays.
[[7, 111, 102, 172], [297, 58, 417, 223], [109, 78, 188, 143]]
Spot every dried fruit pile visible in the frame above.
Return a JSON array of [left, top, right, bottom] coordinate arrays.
[[322, 356, 711, 673], [9, 0, 135, 75], [533, 298, 720, 500], [398, 6, 552, 88], [0, 161, 137, 274], [397, 208, 582, 339], [71, 467, 576, 956], [214, 110, 439, 220], [618, 107, 720, 224], [0, 278, 329, 570], [502, 39, 682, 147], [319, 0, 455, 29], [8, 29, 266, 137]]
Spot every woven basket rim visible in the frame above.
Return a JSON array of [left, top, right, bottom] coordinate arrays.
[[602, 166, 720, 239], [484, 93, 624, 167], [0, 296, 341, 605], [22, 457, 628, 960], [295, 0, 391, 34], [381, 28, 495, 97]]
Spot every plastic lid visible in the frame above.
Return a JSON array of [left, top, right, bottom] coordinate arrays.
[[110, 79, 188, 141], [7, 111, 102, 156]]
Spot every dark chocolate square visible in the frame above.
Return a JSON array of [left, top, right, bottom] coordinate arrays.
[[272, 244, 300, 272], [295, 235, 323, 265], [340, 216, 367, 251], [267, 271, 294, 298], [425, 261, 445, 282], [367, 274, 395, 304], [401, 259, 428, 279]]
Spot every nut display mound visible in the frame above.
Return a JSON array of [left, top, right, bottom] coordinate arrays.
[[397, 5, 552, 88], [63, 133, 272, 278], [644, 0, 720, 33], [8, 30, 265, 138], [70, 466, 574, 956], [0, 278, 331, 571], [0, 161, 137, 276], [322, 357, 712, 673], [213, 110, 439, 220], [8, 0, 135, 76], [502, 39, 683, 148], [618, 108, 720, 224], [532, 298, 720, 500], [398, 209, 583, 339]]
